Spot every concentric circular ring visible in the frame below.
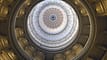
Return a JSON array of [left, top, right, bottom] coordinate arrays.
[[39, 5, 67, 34], [27, 0, 79, 51]]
